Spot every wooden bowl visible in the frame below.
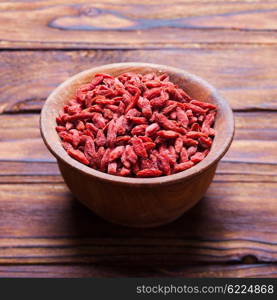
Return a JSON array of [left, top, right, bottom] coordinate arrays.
[[40, 63, 234, 228]]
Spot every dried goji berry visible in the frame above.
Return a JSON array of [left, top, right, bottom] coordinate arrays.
[[136, 169, 162, 177], [157, 153, 171, 175], [187, 146, 197, 157], [70, 129, 80, 148], [107, 162, 117, 175], [115, 116, 128, 135], [145, 123, 160, 136], [125, 145, 138, 165], [157, 130, 179, 139], [180, 147, 189, 162], [141, 158, 154, 170], [150, 90, 168, 108], [56, 126, 66, 132], [106, 119, 117, 147], [190, 100, 217, 110], [131, 137, 148, 158], [67, 148, 90, 165], [76, 120, 85, 131], [121, 148, 131, 169], [202, 112, 216, 135], [181, 103, 207, 115], [162, 102, 177, 115], [174, 161, 194, 173], [100, 148, 111, 171], [174, 137, 183, 153], [144, 88, 161, 100], [92, 113, 106, 129], [176, 107, 189, 128], [182, 137, 198, 146], [62, 141, 73, 151], [199, 136, 213, 149], [128, 116, 148, 125], [138, 136, 153, 143], [167, 145, 177, 165], [86, 122, 98, 134], [115, 135, 131, 145], [191, 151, 207, 163], [118, 167, 131, 177], [186, 131, 208, 139], [137, 97, 152, 118], [95, 129, 106, 147], [84, 136, 96, 159], [191, 123, 201, 132], [109, 146, 125, 162], [143, 142, 156, 151]]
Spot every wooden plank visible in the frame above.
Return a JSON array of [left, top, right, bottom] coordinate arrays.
[[233, 112, 277, 141], [216, 162, 277, 183], [0, 182, 276, 264], [0, 113, 276, 183], [0, 48, 277, 113], [153, 264, 277, 278], [0, 264, 276, 278], [0, 1, 276, 49]]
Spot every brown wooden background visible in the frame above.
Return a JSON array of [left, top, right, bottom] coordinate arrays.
[[0, 0, 276, 278]]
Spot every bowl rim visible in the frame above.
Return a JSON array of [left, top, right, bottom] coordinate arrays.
[[40, 62, 235, 187]]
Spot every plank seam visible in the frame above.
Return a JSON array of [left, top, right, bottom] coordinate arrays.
[[1, 42, 277, 51]]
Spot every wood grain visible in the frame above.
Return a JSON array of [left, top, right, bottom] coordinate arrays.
[[0, 264, 277, 278], [0, 47, 277, 113], [0, 181, 276, 264], [0, 0, 277, 49]]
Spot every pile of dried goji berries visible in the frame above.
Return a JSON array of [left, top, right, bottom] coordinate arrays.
[[56, 72, 217, 177]]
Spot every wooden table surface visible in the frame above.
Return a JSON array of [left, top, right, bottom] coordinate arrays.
[[0, 0, 277, 278]]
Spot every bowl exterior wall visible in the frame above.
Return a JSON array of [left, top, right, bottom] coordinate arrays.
[[58, 160, 217, 227]]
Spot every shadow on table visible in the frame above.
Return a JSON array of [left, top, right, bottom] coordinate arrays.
[[66, 193, 223, 276]]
